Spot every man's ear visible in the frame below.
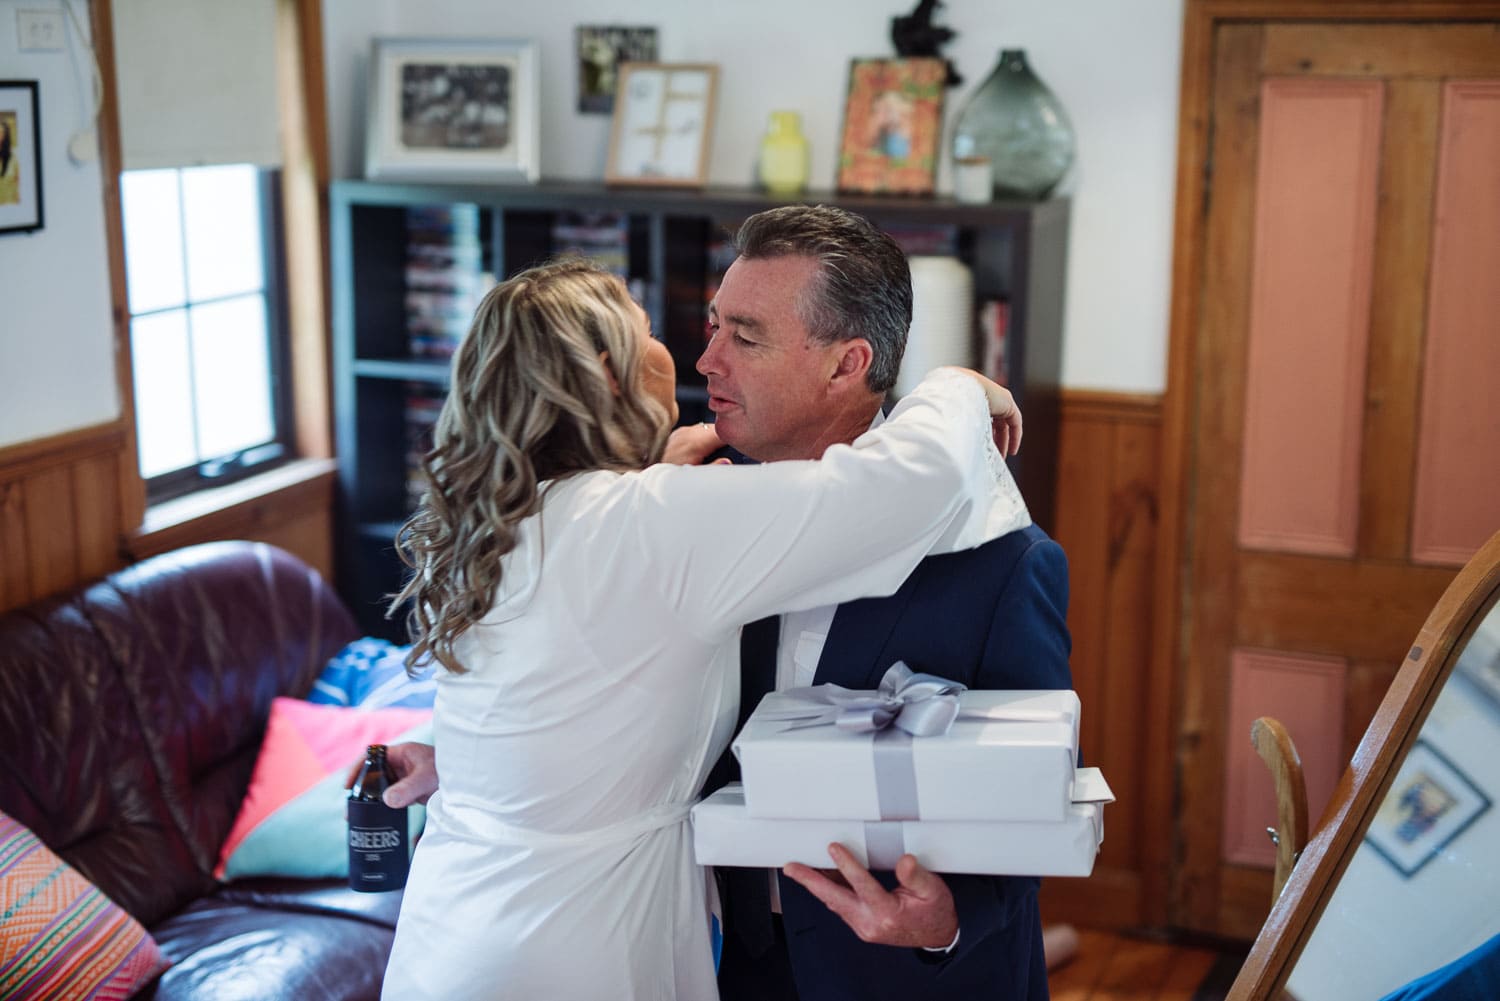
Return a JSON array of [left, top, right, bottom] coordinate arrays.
[[828, 338, 874, 390], [599, 350, 621, 396]]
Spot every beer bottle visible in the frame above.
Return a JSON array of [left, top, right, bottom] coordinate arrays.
[[347, 743, 410, 892]]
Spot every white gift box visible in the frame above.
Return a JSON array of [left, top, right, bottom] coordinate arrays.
[[692, 769, 1113, 876], [731, 688, 1081, 822]]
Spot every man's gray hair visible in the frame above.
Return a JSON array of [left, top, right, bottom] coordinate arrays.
[[732, 205, 911, 394]]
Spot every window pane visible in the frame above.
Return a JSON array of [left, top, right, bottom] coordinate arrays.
[[131, 310, 196, 477], [120, 170, 186, 314], [190, 295, 274, 458], [182, 165, 265, 302]]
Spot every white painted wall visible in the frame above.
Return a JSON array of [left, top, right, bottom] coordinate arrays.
[[0, 0, 1184, 455], [0, 0, 119, 448], [323, 0, 1185, 393]]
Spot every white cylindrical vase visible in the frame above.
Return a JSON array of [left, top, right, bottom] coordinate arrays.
[[894, 256, 975, 399]]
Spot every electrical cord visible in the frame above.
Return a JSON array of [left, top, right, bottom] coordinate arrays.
[[61, 0, 103, 163]]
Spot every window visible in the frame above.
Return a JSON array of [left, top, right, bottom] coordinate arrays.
[[119, 164, 289, 499]]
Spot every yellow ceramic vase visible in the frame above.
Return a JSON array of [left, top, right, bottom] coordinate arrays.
[[758, 111, 810, 196]]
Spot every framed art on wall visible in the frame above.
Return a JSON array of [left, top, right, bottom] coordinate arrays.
[[365, 38, 539, 184], [0, 80, 43, 235], [835, 57, 946, 196], [1363, 739, 1491, 878], [605, 63, 718, 189], [576, 25, 658, 114]]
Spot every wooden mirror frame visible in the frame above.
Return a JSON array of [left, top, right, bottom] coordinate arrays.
[[1229, 529, 1500, 999]]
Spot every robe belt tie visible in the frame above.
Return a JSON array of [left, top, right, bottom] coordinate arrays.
[[430, 792, 692, 848]]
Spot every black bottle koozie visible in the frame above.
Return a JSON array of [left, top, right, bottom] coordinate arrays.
[[348, 799, 410, 892]]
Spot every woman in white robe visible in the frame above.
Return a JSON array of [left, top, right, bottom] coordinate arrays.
[[379, 259, 1021, 1001]]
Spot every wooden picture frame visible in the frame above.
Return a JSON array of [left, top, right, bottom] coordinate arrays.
[[605, 63, 718, 189], [835, 57, 946, 196], [0, 80, 43, 235], [364, 38, 539, 184]]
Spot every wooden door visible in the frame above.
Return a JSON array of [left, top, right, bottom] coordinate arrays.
[[1167, 12, 1500, 939]]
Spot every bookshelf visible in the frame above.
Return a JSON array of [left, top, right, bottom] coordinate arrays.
[[331, 179, 1070, 640]]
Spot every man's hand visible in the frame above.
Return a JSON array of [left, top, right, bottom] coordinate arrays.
[[783, 844, 959, 949], [660, 422, 729, 466], [342, 741, 438, 808]]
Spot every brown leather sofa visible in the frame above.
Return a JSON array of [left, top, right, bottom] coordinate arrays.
[[0, 540, 400, 1000]]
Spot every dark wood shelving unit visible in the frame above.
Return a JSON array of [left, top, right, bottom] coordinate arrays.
[[331, 179, 1070, 640]]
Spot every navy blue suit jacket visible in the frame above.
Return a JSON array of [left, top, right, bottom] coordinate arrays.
[[720, 522, 1072, 1001]]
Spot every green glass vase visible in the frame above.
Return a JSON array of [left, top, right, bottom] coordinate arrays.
[[951, 49, 1075, 199]]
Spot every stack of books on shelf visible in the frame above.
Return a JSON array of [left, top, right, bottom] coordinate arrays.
[[693, 668, 1111, 877], [403, 385, 445, 513], [406, 204, 492, 359], [552, 211, 629, 278], [978, 298, 1011, 386], [885, 224, 959, 258]]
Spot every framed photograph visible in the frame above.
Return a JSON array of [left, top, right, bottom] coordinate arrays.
[[365, 38, 539, 184], [835, 57, 947, 196], [605, 63, 718, 189], [1363, 739, 1491, 878], [0, 80, 43, 235], [576, 26, 658, 114]]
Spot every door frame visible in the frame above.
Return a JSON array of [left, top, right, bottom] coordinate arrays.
[[1152, 0, 1500, 931]]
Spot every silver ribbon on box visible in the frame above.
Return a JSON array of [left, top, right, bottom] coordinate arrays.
[[759, 662, 962, 821], [763, 661, 968, 738], [862, 821, 908, 869], [761, 662, 1068, 822]]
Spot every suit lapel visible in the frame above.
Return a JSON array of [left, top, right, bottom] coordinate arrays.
[[738, 615, 780, 725], [812, 560, 928, 688]]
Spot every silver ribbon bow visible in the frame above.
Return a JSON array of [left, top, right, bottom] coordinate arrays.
[[756, 662, 966, 821], [761, 661, 969, 738]]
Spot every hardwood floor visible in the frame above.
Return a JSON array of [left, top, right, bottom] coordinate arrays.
[[1048, 927, 1244, 1000]]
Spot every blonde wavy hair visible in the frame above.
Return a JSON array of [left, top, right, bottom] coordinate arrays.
[[391, 259, 674, 674]]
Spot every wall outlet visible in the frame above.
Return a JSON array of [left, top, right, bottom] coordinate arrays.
[[18, 9, 67, 52]]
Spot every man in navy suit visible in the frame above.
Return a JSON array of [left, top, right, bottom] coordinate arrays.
[[701, 204, 1072, 1001]]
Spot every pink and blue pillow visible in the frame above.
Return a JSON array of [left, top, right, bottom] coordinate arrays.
[[214, 697, 431, 881]]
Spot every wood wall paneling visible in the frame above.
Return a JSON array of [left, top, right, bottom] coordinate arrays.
[[1041, 390, 1163, 931], [1410, 81, 1500, 565], [0, 426, 129, 613]]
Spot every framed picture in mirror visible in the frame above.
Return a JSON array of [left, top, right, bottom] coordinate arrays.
[[1362, 739, 1491, 878]]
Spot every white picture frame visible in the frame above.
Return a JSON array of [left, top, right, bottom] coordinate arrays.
[[365, 38, 540, 184], [605, 63, 718, 189]]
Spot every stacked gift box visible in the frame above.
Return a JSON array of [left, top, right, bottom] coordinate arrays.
[[692, 666, 1112, 876]]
